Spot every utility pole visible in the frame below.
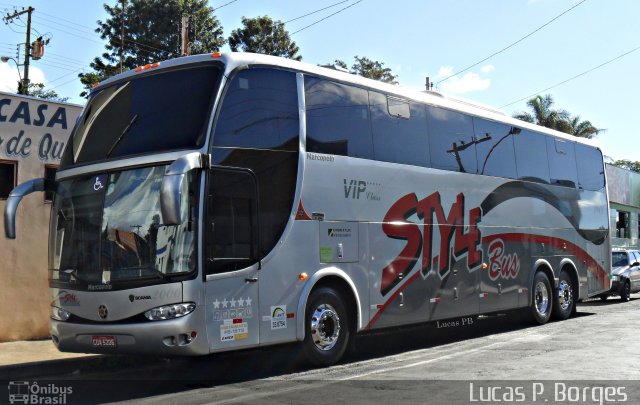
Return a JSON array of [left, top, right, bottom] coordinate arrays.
[[181, 15, 189, 56], [3, 6, 34, 95], [120, 0, 126, 73]]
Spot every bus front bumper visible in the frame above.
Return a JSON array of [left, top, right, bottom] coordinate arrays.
[[50, 310, 209, 356]]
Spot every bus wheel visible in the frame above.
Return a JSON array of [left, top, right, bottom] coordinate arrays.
[[552, 271, 574, 320], [302, 286, 351, 367], [530, 271, 552, 324]]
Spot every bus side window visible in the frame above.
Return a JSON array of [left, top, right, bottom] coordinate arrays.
[[369, 91, 429, 167], [305, 77, 374, 159], [575, 144, 605, 191], [472, 118, 518, 178], [547, 138, 578, 188], [513, 130, 550, 184], [426, 106, 477, 173], [211, 67, 299, 263], [206, 169, 259, 275], [213, 68, 299, 151]]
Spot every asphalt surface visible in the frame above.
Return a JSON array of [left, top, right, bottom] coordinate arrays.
[[2, 295, 640, 404]]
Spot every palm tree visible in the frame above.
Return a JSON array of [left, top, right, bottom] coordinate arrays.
[[513, 94, 601, 138], [513, 94, 570, 131], [566, 115, 601, 139]]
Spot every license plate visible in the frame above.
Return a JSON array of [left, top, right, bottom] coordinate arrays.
[[92, 335, 116, 347]]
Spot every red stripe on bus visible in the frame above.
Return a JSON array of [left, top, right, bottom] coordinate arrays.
[[365, 232, 608, 330]]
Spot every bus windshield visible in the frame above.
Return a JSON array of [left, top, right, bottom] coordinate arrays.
[[49, 166, 196, 289], [60, 64, 222, 168]]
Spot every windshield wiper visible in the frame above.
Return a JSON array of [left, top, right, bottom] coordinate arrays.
[[106, 113, 139, 158]]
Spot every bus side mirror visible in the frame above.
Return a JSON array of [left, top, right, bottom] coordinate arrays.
[[4, 178, 54, 239], [160, 152, 209, 225]]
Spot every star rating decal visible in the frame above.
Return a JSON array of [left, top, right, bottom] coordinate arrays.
[[213, 297, 253, 308]]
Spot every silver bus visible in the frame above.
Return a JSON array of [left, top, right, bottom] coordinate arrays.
[[5, 52, 610, 366]]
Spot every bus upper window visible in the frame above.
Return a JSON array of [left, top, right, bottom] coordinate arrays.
[[212, 68, 299, 151], [62, 65, 221, 168], [547, 138, 578, 188], [426, 106, 477, 173], [473, 118, 518, 179], [305, 77, 374, 159], [369, 91, 429, 167], [576, 143, 605, 191], [387, 96, 410, 119], [514, 130, 550, 184]]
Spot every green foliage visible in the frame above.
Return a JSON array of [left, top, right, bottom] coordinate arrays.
[[513, 94, 601, 138], [612, 160, 640, 173], [79, 0, 224, 97], [324, 56, 398, 84], [350, 56, 398, 84], [228, 16, 301, 61], [26, 83, 69, 102]]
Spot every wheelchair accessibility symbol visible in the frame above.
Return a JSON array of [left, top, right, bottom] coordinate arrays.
[[93, 175, 106, 191]]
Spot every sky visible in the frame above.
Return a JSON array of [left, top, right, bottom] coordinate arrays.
[[1, 0, 638, 162]]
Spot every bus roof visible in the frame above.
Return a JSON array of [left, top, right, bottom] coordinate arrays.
[[95, 52, 600, 150]]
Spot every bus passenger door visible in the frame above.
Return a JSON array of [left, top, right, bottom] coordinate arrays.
[[204, 168, 261, 350]]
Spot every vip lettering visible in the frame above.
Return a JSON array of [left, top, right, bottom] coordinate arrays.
[[487, 239, 520, 281], [380, 192, 482, 295], [344, 179, 367, 199]]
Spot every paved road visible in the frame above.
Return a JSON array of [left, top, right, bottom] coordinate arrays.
[[4, 295, 640, 404]]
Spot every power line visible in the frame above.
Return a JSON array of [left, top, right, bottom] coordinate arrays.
[[46, 51, 88, 65], [212, 0, 239, 11], [500, 44, 640, 109], [33, 15, 96, 36], [36, 9, 96, 31], [291, 0, 363, 35], [33, 20, 103, 45], [284, 0, 351, 24], [437, 0, 588, 85]]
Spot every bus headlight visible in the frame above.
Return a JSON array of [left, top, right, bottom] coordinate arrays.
[[144, 303, 196, 321], [51, 306, 71, 321]]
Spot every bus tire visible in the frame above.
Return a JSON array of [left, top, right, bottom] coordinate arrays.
[[302, 286, 351, 367], [530, 271, 553, 324], [552, 271, 574, 320]]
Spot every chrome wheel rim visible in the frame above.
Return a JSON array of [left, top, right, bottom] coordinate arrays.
[[310, 303, 340, 351], [535, 281, 550, 316], [557, 280, 572, 311]]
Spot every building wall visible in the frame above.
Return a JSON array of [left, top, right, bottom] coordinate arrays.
[[0, 92, 82, 341], [606, 163, 640, 249]]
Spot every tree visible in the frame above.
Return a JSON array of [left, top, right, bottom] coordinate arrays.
[[612, 160, 640, 173], [513, 94, 570, 131], [79, 0, 225, 97], [565, 115, 601, 139], [228, 16, 301, 61], [324, 56, 398, 84], [27, 83, 69, 103], [513, 94, 601, 138]]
